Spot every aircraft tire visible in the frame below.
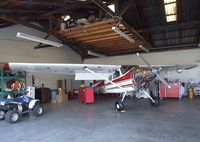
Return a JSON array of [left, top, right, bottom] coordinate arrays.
[[150, 97, 160, 107], [115, 101, 124, 111]]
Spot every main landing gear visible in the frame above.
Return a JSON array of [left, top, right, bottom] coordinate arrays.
[[150, 96, 160, 107], [115, 101, 126, 112]]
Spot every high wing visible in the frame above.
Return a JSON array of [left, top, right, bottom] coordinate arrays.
[[158, 64, 197, 72], [7, 63, 121, 80]]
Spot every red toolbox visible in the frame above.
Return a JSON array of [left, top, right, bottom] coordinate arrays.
[[82, 87, 94, 103], [159, 82, 181, 99]]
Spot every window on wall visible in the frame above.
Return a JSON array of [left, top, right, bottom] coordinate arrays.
[[163, 0, 177, 22]]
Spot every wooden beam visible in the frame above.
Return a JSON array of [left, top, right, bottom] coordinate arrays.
[[61, 24, 114, 37], [81, 35, 121, 43], [0, 0, 15, 6], [91, 0, 152, 50], [76, 32, 118, 41], [137, 20, 200, 33], [39, 1, 92, 18], [0, 15, 87, 58], [0, 15, 47, 32], [6, 0, 23, 8], [0, 8, 46, 14], [58, 19, 116, 34], [34, 34, 50, 49], [64, 28, 113, 38], [34, 45, 52, 49], [119, 0, 134, 16]]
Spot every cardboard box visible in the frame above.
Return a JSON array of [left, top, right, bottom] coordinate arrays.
[[56, 88, 68, 103]]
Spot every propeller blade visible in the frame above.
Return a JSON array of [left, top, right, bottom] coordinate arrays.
[[155, 73, 171, 88], [136, 52, 170, 88], [136, 53, 152, 68]]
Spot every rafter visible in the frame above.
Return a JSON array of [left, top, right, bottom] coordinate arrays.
[[119, 0, 134, 17], [137, 20, 200, 33], [91, 0, 152, 49], [38, 1, 92, 19]]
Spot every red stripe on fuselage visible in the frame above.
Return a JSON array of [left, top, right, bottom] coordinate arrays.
[[105, 84, 133, 90], [106, 70, 132, 85]]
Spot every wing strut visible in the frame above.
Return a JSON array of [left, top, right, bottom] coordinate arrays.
[[84, 67, 128, 102]]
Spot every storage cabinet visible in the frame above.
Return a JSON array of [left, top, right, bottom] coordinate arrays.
[[159, 82, 181, 99], [78, 87, 94, 104], [35, 88, 51, 103]]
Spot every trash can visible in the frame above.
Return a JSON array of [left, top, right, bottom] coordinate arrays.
[[188, 87, 195, 99], [51, 89, 58, 103]]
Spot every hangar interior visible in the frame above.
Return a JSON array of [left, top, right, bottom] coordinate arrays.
[[0, 0, 200, 142]]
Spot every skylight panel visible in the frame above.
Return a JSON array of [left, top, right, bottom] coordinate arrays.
[[166, 15, 177, 22], [164, 0, 176, 4], [164, 3, 176, 15], [108, 4, 115, 12], [164, 0, 177, 22]]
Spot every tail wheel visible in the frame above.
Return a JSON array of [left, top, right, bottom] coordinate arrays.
[[0, 110, 5, 120], [5, 110, 20, 124], [115, 101, 124, 111]]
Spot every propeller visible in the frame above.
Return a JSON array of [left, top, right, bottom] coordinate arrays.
[[136, 53, 171, 88]]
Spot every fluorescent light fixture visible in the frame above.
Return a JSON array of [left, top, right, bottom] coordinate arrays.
[[62, 15, 70, 21], [88, 50, 106, 58], [108, 4, 115, 12], [139, 45, 149, 52], [112, 27, 135, 43], [16, 32, 63, 47]]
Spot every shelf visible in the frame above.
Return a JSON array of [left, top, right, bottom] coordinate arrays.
[[1, 76, 26, 80], [0, 68, 26, 97]]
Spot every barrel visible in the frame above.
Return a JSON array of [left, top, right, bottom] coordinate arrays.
[[51, 89, 58, 103], [188, 87, 195, 99]]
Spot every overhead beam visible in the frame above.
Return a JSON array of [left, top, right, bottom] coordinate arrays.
[[91, 0, 152, 51], [137, 20, 200, 33], [119, 0, 134, 17], [39, 1, 92, 18], [0, 0, 15, 6], [0, 15, 47, 32], [0, 8, 47, 14], [0, 15, 88, 58], [34, 34, 50, 49]]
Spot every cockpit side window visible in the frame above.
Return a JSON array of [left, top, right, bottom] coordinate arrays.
[[108, 74, 112, 81], [120, 67, 126, 75], [113, 70, 120, 79]]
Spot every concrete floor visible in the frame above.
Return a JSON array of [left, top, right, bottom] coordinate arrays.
[[0, 96, 200, 142]]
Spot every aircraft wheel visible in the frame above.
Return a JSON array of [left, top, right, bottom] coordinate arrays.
[[150, 97, 160, 107], [115, 101, 124, 111]]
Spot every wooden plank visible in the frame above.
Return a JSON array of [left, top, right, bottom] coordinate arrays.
[[96, 42, 140, 50], [63, 28, 113, 38], [76, 32, 118, 41], [81, 35, 122, 43]]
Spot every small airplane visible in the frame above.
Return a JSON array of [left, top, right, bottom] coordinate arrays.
[[4, 53, 196, 111]]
